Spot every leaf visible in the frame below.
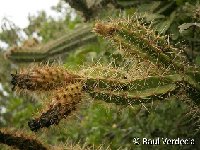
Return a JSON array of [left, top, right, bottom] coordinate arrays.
[[178, 23, 200, 33], [156, 11, 176, 34], [195, 56, 200, 66], [138, 1, 161, 12]]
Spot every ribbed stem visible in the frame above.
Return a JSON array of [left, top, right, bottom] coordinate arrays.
[[28, 82, 83, 131], [7, 25, 97, 62], [93, 20, 188, 72], [84, 74, 182, 105], [11, 66, 81, 91]]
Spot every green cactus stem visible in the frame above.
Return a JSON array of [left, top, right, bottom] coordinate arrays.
[[7, 25, 97, 62], [87, 84, 178, 105], [84, 74, 183, 92], [83, 74, 182, 105], [94, 20, 188, 72]]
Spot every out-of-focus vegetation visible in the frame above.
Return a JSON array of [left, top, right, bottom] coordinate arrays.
[[0, 0, 200, 150]]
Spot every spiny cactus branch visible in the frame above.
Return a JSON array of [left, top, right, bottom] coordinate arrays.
[[28, 82, 83, 131], [0, 129, 47, 150], [88, 84, 179, 105], [7, 25, 97, 62], [11, 66, 81, 91], [93, 20, 188, 72], [84, 74, 182, 104], [28, 103, 75, 131], [11, 65, 200, 106], [84, 74, 183, 92]]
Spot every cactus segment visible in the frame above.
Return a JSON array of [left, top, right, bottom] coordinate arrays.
[[116, 29, 180, 70], [88, 83, 178, 105], [28, 103, 75, 132], [28, 82, 83, 131], [84, 74, 183, 105], [84, 73, 200, 105], [47, 25, 93, 53], [94, 20, 187, 71], [48, 34, 96, 56], [0, 129, 47, 150], [7, 25, 97, 62], [84, 74, 183, 92], [11, 66, 81, 91]]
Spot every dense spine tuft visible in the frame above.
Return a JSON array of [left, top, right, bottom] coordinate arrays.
[[93, 22, 116, 36]]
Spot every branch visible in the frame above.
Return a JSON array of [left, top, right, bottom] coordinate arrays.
[[6, 25, 97, 63], [64, 0, 93, 21], [0, 129, 47, 150], [64, 0, 148, 21]]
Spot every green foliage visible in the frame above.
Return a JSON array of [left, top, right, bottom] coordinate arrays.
[[0, 1, 80, 49], [134, 0, 200, 62], [25, 10, 81, 43], [59, 99, 198, 149], [1, 96, 39, 128], [0, 18, 21, 47]]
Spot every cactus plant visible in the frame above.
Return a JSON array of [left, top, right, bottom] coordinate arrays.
[[10, 17, 200, 134]]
